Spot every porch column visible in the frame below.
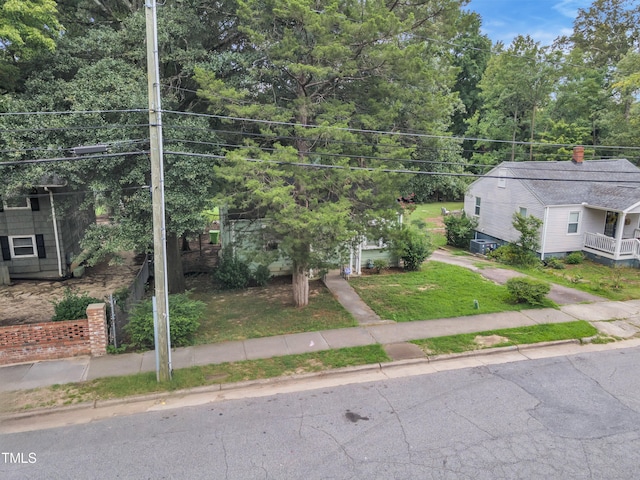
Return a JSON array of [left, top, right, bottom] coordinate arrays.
[[614, 212, 627, 258]]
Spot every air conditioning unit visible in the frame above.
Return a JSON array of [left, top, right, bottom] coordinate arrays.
[[469, 239, 497, 255]]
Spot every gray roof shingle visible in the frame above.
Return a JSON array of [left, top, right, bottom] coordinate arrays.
[[500, 159, 640, 211]]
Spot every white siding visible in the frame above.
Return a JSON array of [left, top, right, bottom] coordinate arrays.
[[543, 206, 592, 254], [464, 173, 544, 243]]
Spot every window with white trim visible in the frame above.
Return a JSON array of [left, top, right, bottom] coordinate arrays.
[[9, 235, 37, 257], [567, 211, 580, 234], [519, 207, 527, 217], [474, 197, 481, 216], [2, 196, 31, 210]]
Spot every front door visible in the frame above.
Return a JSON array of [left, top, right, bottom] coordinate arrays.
[[604, 211, 618, 237]]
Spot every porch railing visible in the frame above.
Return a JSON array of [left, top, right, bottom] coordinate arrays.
[[584, 232, 615, 254], [584, 232, 640, 259]]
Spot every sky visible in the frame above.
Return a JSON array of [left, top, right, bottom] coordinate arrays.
[[466, 0, 593, 46]]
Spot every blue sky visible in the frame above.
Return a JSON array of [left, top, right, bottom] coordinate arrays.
[[466, 0, 593, 45]]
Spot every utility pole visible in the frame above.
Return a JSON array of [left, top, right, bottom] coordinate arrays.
[[145, 0, 171, 382]]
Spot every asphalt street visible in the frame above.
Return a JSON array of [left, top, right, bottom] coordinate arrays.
[[3, 346, 640, 479]]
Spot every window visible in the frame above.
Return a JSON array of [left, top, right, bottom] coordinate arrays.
[[474, 197, 481, 216], [519, 207, 527, 217], [1, 235, 45, 260], [9, 236, 36, 257], [567, 212, 580, 234], [2, 196, 31, 210], [498, 169, 506, 188]]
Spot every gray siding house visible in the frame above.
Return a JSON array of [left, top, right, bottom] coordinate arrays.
[[464, 152, 640, 267], [0, 180, 94, 281]]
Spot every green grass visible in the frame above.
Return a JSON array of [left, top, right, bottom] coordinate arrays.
[[512, 260, 640, 301], [408, 202, 463, 248], [350, 261, 556, 322], [412, 321, 599, 355], [2, 346, 389, 412], [191, 279, 357, 343], [409, 202, 464, 220]]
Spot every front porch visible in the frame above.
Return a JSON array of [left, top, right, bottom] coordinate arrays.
[[583, 230, 640, 265]]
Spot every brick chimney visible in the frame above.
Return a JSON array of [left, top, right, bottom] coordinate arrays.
[[572, 146, 584, 164]]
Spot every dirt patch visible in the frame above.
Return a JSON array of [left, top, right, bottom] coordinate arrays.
[[474, 334, 509, 347], [0, 253, 143, 326], [0, 384, 91, 414]]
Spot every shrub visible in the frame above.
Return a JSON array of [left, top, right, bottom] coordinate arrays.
[[506, 277, 550, 305], [372, 259, 389, 273], [544, 257, 565, 270], [252, 264, 272, 287], [389, 226, 433, 271], [52, 288, 103, 321], [125, 293, 205, 350], [443, 212, 478, 249], [213, 248, 251, 289], [565, 252, 585, 264]]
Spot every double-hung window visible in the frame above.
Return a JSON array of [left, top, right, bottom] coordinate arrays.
[[474, 197, 481, 216], [567, 212, 580, 234], [10, 236, 37, 257]]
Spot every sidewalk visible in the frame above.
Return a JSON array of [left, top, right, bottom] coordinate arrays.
[[2, 251, 640, 393]]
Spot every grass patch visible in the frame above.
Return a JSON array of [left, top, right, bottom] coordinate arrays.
[[350, 261, 556, 322], [412, 321, 599, 355], [192, 279, 356, 343], [515, 261, 640, 301], [0, 346, 388, 413], [410, 202, 464, 219], [408, 202, 463, 249]]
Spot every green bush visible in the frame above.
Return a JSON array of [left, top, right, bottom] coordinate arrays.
[[252, 264, 272, 287], [506, 277, 550, 305], [565, 252, 585, 264], [372, 259, 389, 273], [52, 288, 103, 321], [389, 226, 433, 271], [488, 243, 538, 267], [544, 257, 565, 270], [125, 293, 205, 350], [443, 212, 478, 249], [214, 248, 251, 289]]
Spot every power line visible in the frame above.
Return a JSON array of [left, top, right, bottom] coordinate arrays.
[[0, 138, 149, 156], [162, 110, 640, 152], [164, 150, 640, 184], [0, 109, 147, 117], [163, 137, 640, 172], [0, 151, 147, 166]]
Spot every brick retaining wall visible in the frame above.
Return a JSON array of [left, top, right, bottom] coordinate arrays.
[[0, 303, 107, 366]]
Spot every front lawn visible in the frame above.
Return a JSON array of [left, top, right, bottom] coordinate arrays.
[[514, 261, 640, 301], [191, 278, 357, 343], [349, 261, 556, 322]]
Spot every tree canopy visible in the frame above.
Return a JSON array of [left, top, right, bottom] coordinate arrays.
[[195, 0, 466, 306], [1, 0, 639, 305]]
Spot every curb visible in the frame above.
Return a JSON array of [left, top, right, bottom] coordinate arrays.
[[0, 338, 594, 422]]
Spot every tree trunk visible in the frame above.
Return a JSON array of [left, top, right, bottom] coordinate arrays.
[[166, 232, 186, 294], [292, 268, 309, 307], [181, 235, 191, 251]]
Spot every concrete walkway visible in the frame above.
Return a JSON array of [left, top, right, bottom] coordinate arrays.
[[1, 250, 639, 393], [429, 249, 607, 305], [323, 270, 388, 325]]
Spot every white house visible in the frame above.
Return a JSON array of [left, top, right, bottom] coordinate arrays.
[[463, 148, 640, 267]]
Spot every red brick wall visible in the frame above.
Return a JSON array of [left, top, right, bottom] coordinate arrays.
[[0, 304, 107, 365]]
